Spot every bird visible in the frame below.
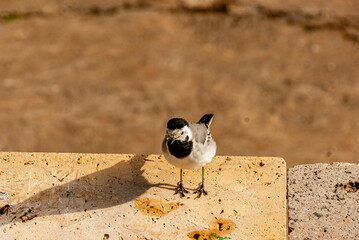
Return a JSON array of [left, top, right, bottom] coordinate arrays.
[[162, 114, 217, 198]]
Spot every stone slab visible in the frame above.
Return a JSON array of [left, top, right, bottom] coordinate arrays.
[[0, 152, 286, 239], [288, 162, 359, 240]]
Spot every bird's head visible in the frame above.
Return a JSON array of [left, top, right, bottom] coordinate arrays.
[[166, 118, 193, 144]]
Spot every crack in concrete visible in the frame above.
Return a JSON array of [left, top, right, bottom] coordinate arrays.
[[1, 3, 358, 43]]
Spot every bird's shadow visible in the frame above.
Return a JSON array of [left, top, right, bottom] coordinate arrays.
[[0, 154, 175, 226]]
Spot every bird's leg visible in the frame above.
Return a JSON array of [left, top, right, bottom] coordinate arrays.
[[175, 169, 188, 197], [194, 167, 208, 198]]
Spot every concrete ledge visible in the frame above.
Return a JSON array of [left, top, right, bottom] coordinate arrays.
[[0, 152, 286, 239], [288, 162, 359, 240]]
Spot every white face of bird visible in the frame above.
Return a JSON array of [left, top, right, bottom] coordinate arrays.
[[166, 126, 192, 143]]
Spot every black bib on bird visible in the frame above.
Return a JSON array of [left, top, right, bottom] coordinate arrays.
[[167, 139, 193, 158]]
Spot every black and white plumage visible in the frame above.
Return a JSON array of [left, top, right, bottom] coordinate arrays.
[[162, 114, 217, 198]]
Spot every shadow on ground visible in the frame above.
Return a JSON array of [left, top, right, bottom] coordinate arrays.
[[0, 154, 175, 226]]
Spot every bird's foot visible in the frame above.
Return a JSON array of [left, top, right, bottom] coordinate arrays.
[[175, 183, 189, 197], [194, 184, 208, 198]]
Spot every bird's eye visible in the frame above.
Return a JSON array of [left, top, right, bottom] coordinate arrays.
[[181, 131, 184, 135]]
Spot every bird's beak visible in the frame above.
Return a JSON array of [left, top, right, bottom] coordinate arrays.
[[171, 138, 175, 144], [173, 132, 181, 139]]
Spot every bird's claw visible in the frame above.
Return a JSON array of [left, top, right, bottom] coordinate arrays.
[[194, 184, 208, 198], [175, 183, 189, 197]]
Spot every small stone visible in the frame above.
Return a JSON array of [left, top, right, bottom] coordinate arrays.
[[327, 62, 336, 72], [313, 212, 323, 218], [66, 190, 74, 198], [310, 44, 320, 53], [0, 191, 9, 201]]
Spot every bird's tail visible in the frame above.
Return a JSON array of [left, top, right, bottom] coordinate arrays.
[[198, 114, 214, 127]]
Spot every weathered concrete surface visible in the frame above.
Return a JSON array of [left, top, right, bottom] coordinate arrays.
[[0, 152, 286, 239], [288, 162, 359, 240]]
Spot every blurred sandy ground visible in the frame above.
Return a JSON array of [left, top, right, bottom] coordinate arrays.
[[0, 0, 358, 167]]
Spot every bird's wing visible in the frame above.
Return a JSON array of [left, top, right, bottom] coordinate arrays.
[[189, 123, 211, 144], [161, 138, 168, 154], [198, 114, 214, 128]]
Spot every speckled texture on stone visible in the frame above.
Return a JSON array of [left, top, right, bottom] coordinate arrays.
[[288, 162, 359, 240], [0, 152, 286, 240]]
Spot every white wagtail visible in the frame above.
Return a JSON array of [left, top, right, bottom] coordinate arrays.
[[162, 114, 217, 198]]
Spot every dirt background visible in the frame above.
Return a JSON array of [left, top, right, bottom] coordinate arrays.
[[0, 0, 359, 167]]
